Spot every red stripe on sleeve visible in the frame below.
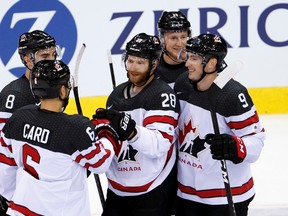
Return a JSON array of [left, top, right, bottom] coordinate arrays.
[[0, 153, 17, 166], [159, 131, 174, 143], [143, 115, 177, 127], [0, 118, 8, 124], [75, 144, 102, 162], [0, 137, 13, 153], [10, 201, 42, 216], [227, 112, 259, 130], [74, 143, 112, 169], [85, 149, 111, 169]]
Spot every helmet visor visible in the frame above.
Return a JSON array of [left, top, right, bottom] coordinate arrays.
[[34, 45, 61, 62]]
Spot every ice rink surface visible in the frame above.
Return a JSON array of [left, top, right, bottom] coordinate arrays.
[[88, 114, 288, 216]]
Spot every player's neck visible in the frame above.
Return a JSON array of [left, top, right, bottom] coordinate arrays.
[[133, 73, 155, 93], [163, 52, 182, 65], [197, 72, 218, 91], [40, 99, 63, 112], [24, 68, 30, 80]]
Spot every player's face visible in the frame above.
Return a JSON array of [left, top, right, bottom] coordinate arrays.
[[24, 47, 57, 71], [185, 52, 204, 81], [163, 31, 188, 61], [34, 47, 57, 63], [126, 55, 150, 85]]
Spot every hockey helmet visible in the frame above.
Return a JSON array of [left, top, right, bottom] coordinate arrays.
[[186, 33, 228, 72], [18, 30, 56, 55], [125, 33, 162, 60], [30, 60, 71, 99], [158, 11, 191, 37]]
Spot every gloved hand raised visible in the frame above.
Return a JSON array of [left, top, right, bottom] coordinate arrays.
[[91, 118, 119, 152], [93, 108, 136, 141], [205, 134, 246, 164]]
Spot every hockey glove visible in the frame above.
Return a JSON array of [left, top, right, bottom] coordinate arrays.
[[0, 195, 8, 215], [92, 119, 120, 153], [93, 108, 136, 141], [205, 134, 247, 164]]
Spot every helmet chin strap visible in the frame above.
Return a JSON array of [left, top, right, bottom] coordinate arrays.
[[189, 64, 217, 91], [23, 53, 36, 71], [163, 49, 182, 64]]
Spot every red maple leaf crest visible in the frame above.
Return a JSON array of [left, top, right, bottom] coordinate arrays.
[[179, 119, 196, 145]]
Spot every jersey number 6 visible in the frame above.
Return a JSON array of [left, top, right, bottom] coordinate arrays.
[[23, 144, 40, 179]]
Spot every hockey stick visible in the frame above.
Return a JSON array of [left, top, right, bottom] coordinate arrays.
[[73, 43, 86, 115], [208, 60, 243, 216], [72, 43, 106, 210], [107, 49, 116, 89]]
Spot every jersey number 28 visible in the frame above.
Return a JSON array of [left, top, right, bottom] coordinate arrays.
[[161, 93, 176, 108]]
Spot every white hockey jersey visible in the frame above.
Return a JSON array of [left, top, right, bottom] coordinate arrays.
[[0, 76, 36, 200], [174, 71, 265, 205], [1, 105, 114, 216], [105, 78, 179, 196]]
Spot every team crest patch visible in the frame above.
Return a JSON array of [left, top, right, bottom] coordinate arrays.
[[214, 35, 222, 43]]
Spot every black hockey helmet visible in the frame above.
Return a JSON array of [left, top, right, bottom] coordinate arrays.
[[18, 30, 56, 55], [125, 32, 162, 60], [18, 30, 57, 63], [186, 33, 228, 72], [30, 60, 71, 99], [158, 11, 191, 37]]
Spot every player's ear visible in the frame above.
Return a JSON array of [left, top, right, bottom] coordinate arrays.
[[152, 59, 158, 69], [206, 57, 217, 72], [160, 37, 165, 47], [210, 57, 217, 67], [24, 55, 33, 69], [59, 85, 67, 99]]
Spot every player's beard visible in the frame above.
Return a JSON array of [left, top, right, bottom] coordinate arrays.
[[128, 70, 151, 87]]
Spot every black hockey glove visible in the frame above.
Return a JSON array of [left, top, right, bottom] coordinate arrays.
[[205, 134, 247, 164], [0, 195, 9, 215], [93, 108, 136, 141], [91, 119, 120, 153]]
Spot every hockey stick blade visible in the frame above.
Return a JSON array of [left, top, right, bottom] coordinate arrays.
[[73, 43, 86, 88], [214, 60, 243, 89], [72, 43, 86, 115], [107, 49, 116, 89]]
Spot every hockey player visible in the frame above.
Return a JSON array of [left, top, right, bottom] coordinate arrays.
[[0, 30, 59, 214], [154, 11, 191, 88], [94, 33, 180, 216], [155, 11, 192, 215], [174, 33, 265, 216], [1, 60, 119, 216]]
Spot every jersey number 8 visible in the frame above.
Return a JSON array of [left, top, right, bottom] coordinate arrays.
[[5, 94, 15, 110]]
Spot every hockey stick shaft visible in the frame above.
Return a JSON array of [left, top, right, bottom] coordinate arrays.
[[93, 175, 105, 209], [73, 44, 106, 210], [209, 107, 236, 216], [73, 86, 82, 115], [107, 49, 116, 89], [209, 60, 243, 216]]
